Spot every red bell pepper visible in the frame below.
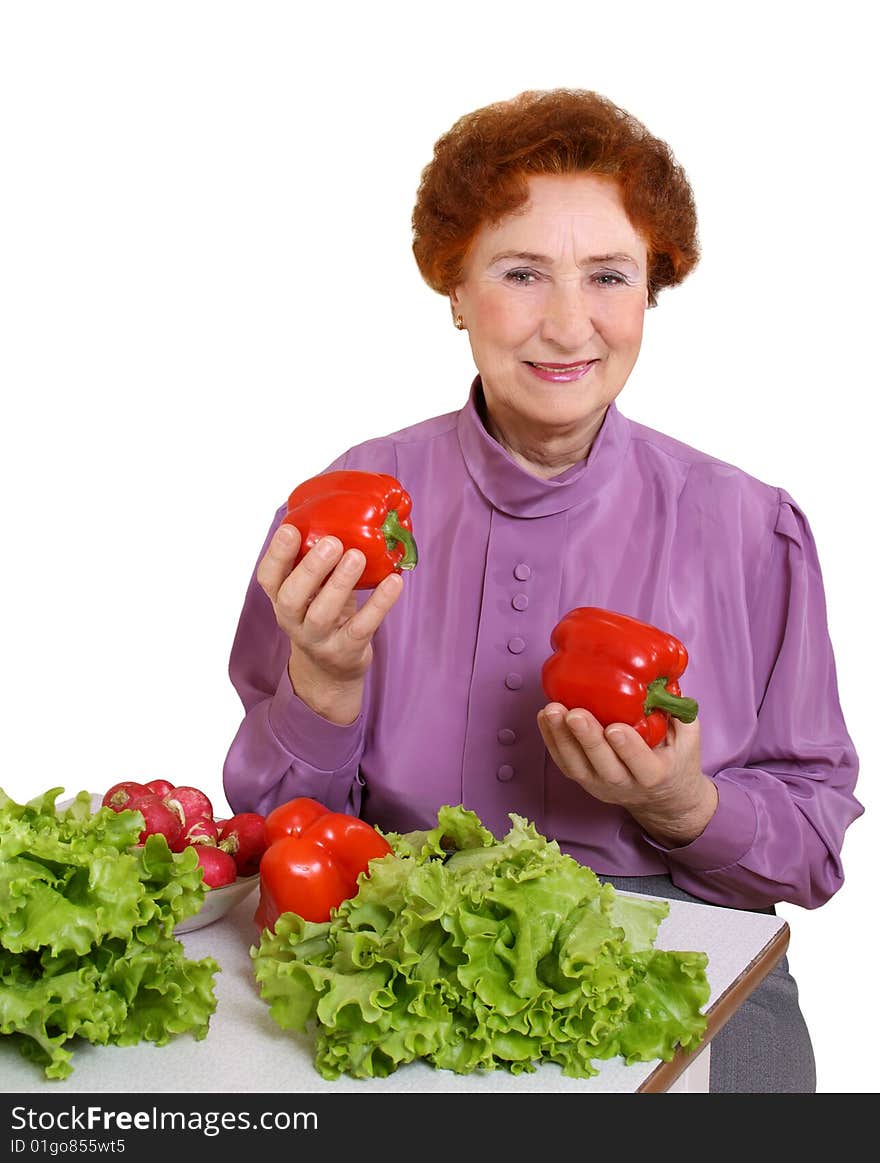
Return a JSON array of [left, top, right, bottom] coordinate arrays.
[[282, 470, 418, 589], [254, 797, 393, 931], [541, 607, 699, 748]]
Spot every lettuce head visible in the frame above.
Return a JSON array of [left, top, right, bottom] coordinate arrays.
[[252, 805, 709, 1081], [0, 787, 219, 1079]]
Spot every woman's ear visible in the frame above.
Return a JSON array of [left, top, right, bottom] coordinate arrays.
[[449, 290, 466, 330]]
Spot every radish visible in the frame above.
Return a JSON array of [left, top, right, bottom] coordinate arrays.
[[126, 792, 184, 849], [194, 845, 237, 888], [218, 812, 267, 877], [146, 778, 175, 798], [164, 785, 214, 831], [180, 816, 219, 848], [102, 781, 150, 811]]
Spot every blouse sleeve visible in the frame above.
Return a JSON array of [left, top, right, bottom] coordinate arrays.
[[221, 506, 368, 820], [656, 489, 862, 910]]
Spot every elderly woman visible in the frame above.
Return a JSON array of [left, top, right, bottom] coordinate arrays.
[[223, 90, 861, 1092]]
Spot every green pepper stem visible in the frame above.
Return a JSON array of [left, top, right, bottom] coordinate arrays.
[[382, 509, 419, 571], [643, 676, 699, 723]]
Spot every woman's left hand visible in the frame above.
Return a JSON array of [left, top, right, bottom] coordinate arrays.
[[537, 704, 718, 847]]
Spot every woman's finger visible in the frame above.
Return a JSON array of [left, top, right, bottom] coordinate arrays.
[[302, 548, 367, 633], [537, 712, 575, 777], [538, 707, 600, 789], [256, 523, 303, 602], [564, 712, 634, 788], [603, 722, 664, 788], [344, 572, 405, 643], [274, 535, 345, 623]]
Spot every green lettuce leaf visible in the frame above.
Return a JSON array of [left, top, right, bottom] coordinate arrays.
[[252, 805, 710, 1081], [0, 786, 219, 1079]]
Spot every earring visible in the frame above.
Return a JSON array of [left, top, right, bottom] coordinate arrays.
[[454, 314, 465, 330]]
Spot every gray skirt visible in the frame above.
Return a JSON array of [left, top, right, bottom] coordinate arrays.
[[600, 873, 816, 1094]]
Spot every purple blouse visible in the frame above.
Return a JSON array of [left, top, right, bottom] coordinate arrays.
[[223, 381, 862, 910]]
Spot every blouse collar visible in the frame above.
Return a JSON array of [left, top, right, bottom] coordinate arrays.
[[456, 377, 630, 518]]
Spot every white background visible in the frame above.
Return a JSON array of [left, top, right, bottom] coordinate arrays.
[[1, 2, 876, 1093]]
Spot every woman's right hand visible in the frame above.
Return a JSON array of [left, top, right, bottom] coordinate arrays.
[[256, 523, 404, 725]]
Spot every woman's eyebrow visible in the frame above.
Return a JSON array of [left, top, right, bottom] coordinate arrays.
[[488, 250, 552, 265], [587, 252, 640, 267], [488, 249, 641, 267]]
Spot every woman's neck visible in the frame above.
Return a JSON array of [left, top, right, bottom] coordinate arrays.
[[478, 393, 606, 480]]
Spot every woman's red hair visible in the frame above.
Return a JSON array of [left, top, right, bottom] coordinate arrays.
[[412, 89, 699, 307]]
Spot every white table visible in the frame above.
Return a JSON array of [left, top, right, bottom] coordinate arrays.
[[0, 886, 787, 1094]]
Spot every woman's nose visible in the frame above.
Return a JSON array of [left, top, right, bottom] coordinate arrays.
[[539, 281, 596, 349]]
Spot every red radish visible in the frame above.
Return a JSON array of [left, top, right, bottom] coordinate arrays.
[[146, 778, 175, 797], [194, 845, 237, 888], [218, 812, 267, 877], [180, 816, 219, 847], [102, 781, 150, 811], [164, 785, 214, 831], [127, 792, 184, 849]]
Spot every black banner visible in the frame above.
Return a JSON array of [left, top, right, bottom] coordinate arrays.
[[0, 1089, 844, 1156]]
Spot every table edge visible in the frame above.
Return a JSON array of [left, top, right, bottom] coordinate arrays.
[[638, 918, 791, 1093]]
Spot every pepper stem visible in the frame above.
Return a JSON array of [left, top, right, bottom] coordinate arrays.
[[382, 509, 419, 571], [643, 677, 699, 723]]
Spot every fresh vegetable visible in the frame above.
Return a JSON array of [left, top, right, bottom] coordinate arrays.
[[164, 785, 214, 833], [541, 606, 699, 748], [0, 786, 218, 1080], [194, 845, 237, 888], [264, 796, 331, 845], [100, 779, 265, 886], [252, 804, 710, 1081], [182, 816, 220, 847], [218, 812, 268, 876], [126, 792, 185, 849], [282, 470, 418, 589], [101, 780, 149, 811], [146, 778, 175, 798], [255, 797, 392, 930]]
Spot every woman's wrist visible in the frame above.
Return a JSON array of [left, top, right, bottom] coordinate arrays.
[[286, 657, 364, 726], [634, 775, 719, 849]]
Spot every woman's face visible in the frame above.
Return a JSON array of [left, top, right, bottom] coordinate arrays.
[[450, 173, 649, 450]]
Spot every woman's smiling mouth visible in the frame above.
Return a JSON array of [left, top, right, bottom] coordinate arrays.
[[525, 359, 599, 382]]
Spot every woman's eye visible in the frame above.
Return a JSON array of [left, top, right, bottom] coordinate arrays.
[[504, 268, 538, 285], [593, 271, 628, 287]]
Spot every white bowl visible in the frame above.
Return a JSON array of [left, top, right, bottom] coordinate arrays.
[[173, 872, 260, 933], [56, 791, 260, 934]]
